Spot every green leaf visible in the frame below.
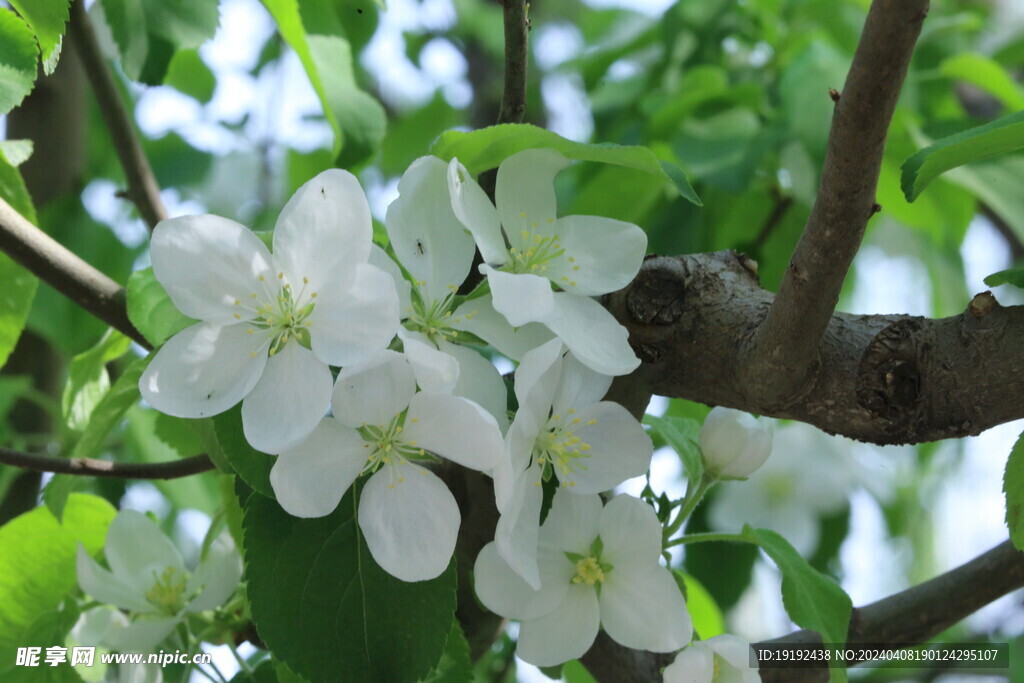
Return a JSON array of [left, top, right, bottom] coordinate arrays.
[[430, 123, 701, 206], [214, 404, 276, 498], [0, 8, 38, 116], [644, 415, 703, 485], [7, 0, 71, 69], [901, 111, 1024, 202], [985, 266, 1024, 289], [741, 526, 852, 678], [69, 354, 148, 460], [674, 571, 725, 639], [0, 494, 116, 671], [0, 147, 38, 372], [41, 475, 77, 522], [242, 487, 457, 683], [164, 48, 215, 102], [126, 267, 196, 347], [100, 0, 219, 84], [0, 139, 34, 167], [561, 661, 597, 683], [261, 0, 387, 167], [1003, 431, 1024, 551], [939, 53, 1024, 112], [61, 329, 132, 432], [422, 620, 472, 683]]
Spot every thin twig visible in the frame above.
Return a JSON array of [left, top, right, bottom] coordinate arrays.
[[0, 447, 214, 480], [741, 0, 930, 407], [0, 196, 149, 348], [980, 204, 1024, 263], [754, 195, 795, 250], [496, 0, 529, 125], [68, 0, 167, 231]]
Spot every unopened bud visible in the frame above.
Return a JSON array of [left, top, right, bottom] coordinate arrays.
[[700, 407, 772, 480]]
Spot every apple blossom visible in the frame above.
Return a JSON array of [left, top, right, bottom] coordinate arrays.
[[662, 634, 760, 683], [493, 338, 653, 588], [446, 148, 646, 376], [76, 510, 242, 652], [701, 407, 773, 480], [269, 350, 503, 582], [475, 493, 692, 666], [139, 169, 400, 454]]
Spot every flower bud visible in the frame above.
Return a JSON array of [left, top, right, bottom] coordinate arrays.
[[700, 407, 772, 480]]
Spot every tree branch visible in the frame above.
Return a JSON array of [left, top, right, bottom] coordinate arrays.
[[496, 0, 529, 125], [0, 196, 149, 348], [68, 0, 167, 231], [0, 447, 214, 480], [742, 0, 929, 407], [610, 252, 1024, 445]]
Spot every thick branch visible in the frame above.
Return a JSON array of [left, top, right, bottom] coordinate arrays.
[[496, 0, 529, 124], [610, 253, 1024, 445], [68, 0, 167, 231], [0, 447, 213, 480], [0, 196, 149, 348], [743, 0, 929, 406]]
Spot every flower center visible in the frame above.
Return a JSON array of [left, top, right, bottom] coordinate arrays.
[[144, 566, 189, 615], [763, 473, 793, 503], [235, 272, 317, 357], [406, 286, 471, 346], [533, 408, 597, 488], [358, 415, 430, 488], [572, 557, 605, 586]]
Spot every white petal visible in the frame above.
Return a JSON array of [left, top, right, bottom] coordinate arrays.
[[663, 644, 715, 683], [495, 148, 569, 246], [139, 322, 269, 419], [271, 418, 368, 518], [546, 215, 646, 297], [388, 156, 477, 303], [104, 616, 181, 652], [104, 511, 186, 598], [517, 583, 600, 667], [440, 340, 510, 432], [551, 352, 612, 416], [494, 466, 545, 589], [598, 495, 663, 575], [486, 266, 555, 327], [513, 337, 564, 413], [273, 169, 371, 292], [76, 546, 155, 614], [707, 634, 760, 681], [449, 294, 554, 361], [601, 563, 692, 653], [151, 215, 273, 325], [369, 244, 413, 315], [544, 293, 639, 376], [559, 402, 652, 493], [184, 536, 242, 612], [494, 415, 541, 512], [447, 158, 507, 265], [473, 541, 569, 621], [120, 661, 164, 683], [400, 330, 459, 394], [331, 350, 415, 429], [358, 464, 459, 582], [539, 491, 602, 556], [70, 606, 130, 647], [308, 263, 400, 367], [241, 342, 332, 454], [403, 392, 502, 471]]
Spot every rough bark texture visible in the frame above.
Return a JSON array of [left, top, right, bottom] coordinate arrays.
[[608, 252, 1024, 445]]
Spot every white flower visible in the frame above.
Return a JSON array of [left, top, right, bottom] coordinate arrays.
[[446, 148, 647, 376], [701, 408, 772, 480], [139, 170, 400, 454], [708, 421, 857, 555], [269, 350, 503, 582], [663, 634, 760, 683], [475, 493, 692, 667], [493, 338, 653, 588], [379, 156, 514, 429], [76, 511, 242, 652]]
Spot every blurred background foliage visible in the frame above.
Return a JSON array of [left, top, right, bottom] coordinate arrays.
[[2, 0, 1024, 680]]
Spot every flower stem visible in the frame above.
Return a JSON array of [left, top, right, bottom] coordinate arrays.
[[665, 531, 746, 548], [663, 476, 714, 542]]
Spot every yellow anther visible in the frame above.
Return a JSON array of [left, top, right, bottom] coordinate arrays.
[[532, 221, 538, 228], [411, 418, 419, 423], [572, 418, 581, 424], [547, 218, 554, 223], [303, 276, 309, 284], [233, 313, 241, 319], [251, 293, 258, 298], [409, 441, 417, 446], [250, 351, 257, 358], [587, 419, 597, 425], [398, 477, 405, 483], [311, 292, 318, 298], [278, 272, 284, 279], [574, 266, 580, 271], [553, 415, 561, 421], [581, 444, 591, 451], [568, 408, 575, 414], [258, 275, 265, 281], [234, 298, 240, 305], [520, 211, 527, 218], [246, 329, 254, 334]]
